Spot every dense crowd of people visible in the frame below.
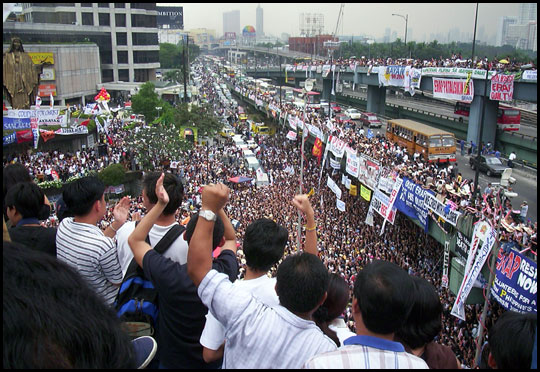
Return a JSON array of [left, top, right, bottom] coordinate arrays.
[[3, 54, 537, 369]]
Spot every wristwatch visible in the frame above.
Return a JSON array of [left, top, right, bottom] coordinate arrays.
[[199, 209, 217, 222]]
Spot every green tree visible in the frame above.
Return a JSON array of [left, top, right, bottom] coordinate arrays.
[[160, 43, 182, 69], [98, 163, 126, 186], [172, 103, 222, 138], [164, 69, 184, 84], [125, 123, 192, 171], [131, 82, 165, 123]]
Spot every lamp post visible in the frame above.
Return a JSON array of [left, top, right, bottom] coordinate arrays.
[[392, 13, 408, 56]]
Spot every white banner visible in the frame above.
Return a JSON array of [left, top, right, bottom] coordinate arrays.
[[329, 157, 341, 169], [328, 136, 346, 158], [378, 65, 407, 87], [421, 67, 496, 79], [326, 176, 342, 199], [370, 189, 397, 224], [490, 74, 514, 102], [424, 192, 462, 226], [451, 225, 497, 320], [432, 77, 474, 102], [346, 153, 359, 178], [522, 70, 537, 81], [442, 241, 450, 288], [55, 126, 89, 135], [286, 130, 297, 140], [336, 198, 345, 212], [380, 177, 403, 234]]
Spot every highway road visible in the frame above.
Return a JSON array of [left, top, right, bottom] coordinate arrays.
[[338, 87, 538, 139]]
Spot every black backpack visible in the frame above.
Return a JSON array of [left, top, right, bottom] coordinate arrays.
[[114, 223, 185, 338]]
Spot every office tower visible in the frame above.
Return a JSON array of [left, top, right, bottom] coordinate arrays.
[[223, 10, 240, 38], [497, 16, 518, 46], [256, 4, 264, 38]]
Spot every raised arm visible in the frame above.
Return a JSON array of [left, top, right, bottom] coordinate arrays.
[[187, 183, 230, 287], [104, 196, 131, 238], [291, 194, 318, 256], [217, 207, 237, 254], [128, 173, 168, 268]]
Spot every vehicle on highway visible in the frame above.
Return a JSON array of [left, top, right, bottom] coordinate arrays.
[[454, 101, 520, 131], [330, 102, 342, 113], [345, 108, 361, 120], [386, 119, 456, 163], [219, 126, 235, 138], [293, 88, 321, 110], [469, 155, 508, 177], [335, 113, 350, 125], [359, 112, 382, 128]]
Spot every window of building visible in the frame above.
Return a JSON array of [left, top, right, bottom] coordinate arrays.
[[131, 14, 157, 28], [98, 3, 109, 8], [101, 51, 113, 65], [102, 69, 114, 83], [81, 3, 92, 7], [117, 51, 128, 64], [119, 69, 129, 81], [116, 32, 127, 45], [115, 13, 126, 27], [99, 13, 110, 26], [133, 51, 159, 64], [134, 69, 150, 82], [114, 3, 126, 8], [132, 32, 158, 45], [82, 12, 93, 26]]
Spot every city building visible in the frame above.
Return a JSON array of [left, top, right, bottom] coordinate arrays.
[[288, 35, 339, 57], [189, 28, 218, 50], [497, 16, 518, 46], [3, 3, 161, 104], [256, 4, 264, 39], [223, 10, 240, 38]]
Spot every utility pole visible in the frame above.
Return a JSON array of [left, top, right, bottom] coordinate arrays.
[[183, 35, 188, 103]]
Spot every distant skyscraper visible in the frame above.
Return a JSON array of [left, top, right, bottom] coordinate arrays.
[[518, 3, 537, 24], [256, 4, 264, 38], [497, 16, 518, 46], [223, 10, 240, 37]]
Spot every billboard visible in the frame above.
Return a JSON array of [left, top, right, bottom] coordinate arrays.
[[157, 6, 183, 29]]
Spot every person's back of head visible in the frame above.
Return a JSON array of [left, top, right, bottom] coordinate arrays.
[[488, 310, 537, 369], [276, 252, 329, 314], [62, 176, 105, 217], [3, 163, 32, 201], [243, 218, 288, 272], [142, 172, 184, 215], [4, 182, 44, 220], [313, 273, 350, 346], [353, 260, 414, 335], [396, 275, 442, 349], [3, 241, 135, 368], [184, 212, 225, 251]]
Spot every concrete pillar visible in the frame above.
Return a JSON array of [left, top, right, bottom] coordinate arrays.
[[466, 95, 498, 146], [322, 78, 332, 101], [367, 85, 386, 116]]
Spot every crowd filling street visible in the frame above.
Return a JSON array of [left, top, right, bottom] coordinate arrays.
[[3, 54, 536, 369]]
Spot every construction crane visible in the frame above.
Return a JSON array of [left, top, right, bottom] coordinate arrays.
[[333, 4, 345, 38]]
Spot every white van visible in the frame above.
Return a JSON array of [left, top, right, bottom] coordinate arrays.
[[232, 135, 245, 147], [242, 148, 255, 157], [244, 156, 260, 170]]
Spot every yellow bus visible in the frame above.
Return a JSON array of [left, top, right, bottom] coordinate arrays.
[[386, 119, 456, 163]]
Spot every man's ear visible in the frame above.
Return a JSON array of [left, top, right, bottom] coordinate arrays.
[[487, 352, 497, 369]]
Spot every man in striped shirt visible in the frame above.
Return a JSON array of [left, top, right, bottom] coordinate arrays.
[[56, 176, 130, 306], [304, 260, 429, 369]]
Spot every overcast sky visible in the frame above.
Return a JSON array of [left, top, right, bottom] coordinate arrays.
[[160, 3, 525, 43]]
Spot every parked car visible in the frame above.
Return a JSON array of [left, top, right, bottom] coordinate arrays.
[[335, 113, 350, 124], [469, 155, 508, 177], [359, 112, 382, 128], [345, 108, 361, 120], [330, 102, 342, 113]]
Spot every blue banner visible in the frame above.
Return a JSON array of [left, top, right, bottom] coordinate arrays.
[[394, 177, 431, 232], [491, 249, 537, 314], [3, 117, 31, 130], [3, 132, 17, 146]]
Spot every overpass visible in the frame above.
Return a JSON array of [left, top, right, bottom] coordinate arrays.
[[238, 65, 537, 166]]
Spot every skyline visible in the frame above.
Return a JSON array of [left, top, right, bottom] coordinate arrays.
[[161, 3, 534, 45]]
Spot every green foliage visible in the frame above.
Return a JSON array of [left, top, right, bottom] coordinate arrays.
[[131, 82, 165, 123], [171, 102, 223, 137], [159, 42, 201, 69], [125, 122, 192, 171], [98, 163, 126, 186]]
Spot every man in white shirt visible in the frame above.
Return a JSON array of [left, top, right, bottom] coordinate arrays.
[[199, 217, 291, 363], [188, 184, 336, 369], [116, 172, 187, 277]]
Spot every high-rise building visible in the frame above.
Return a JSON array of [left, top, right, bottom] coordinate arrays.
[[497, 16, 518, 46], [4, 3, 160, 84], [256, 4, 264, 39], [223, 10, 240, 38], [518, 3, 537, 24]]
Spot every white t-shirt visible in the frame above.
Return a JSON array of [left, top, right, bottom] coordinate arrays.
[[116, 220, 188, 278], [200, 274, 279, 350], [328, 317, 356, 346]]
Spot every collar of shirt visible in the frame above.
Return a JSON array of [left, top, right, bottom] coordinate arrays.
[[343, 335, 405, 352]]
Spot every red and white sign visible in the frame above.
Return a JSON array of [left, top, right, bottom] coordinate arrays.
[[490, 74, 514, 102], [38, 84, 57, 97], [432, 77, 474, 102]]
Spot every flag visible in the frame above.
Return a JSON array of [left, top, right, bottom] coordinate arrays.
[[80, 119, 90, 126], [107, 135, 113, 145], [35, 96, 41, 109], [50, 93, 54, 108], [312, 137, 323, 161], [39, 129, 55, 142], [307, 188, 315, 197]]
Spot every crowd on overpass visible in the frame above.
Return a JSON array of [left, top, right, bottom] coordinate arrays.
[[3, 54, 536, 369]]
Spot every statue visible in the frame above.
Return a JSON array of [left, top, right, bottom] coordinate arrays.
[[3, 37, 40, 109]]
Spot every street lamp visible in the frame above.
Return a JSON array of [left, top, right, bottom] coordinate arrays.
[[392, 13, 408, 52]]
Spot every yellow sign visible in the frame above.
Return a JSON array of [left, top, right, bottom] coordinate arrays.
[[28, 52, 54, 65], [360, 184, 371, 201], [307, 188, 315, 197], [349, 184, 357, 196]]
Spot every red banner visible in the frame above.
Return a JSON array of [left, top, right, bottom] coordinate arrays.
[[312, 137, 323, 160], [40, 129, 56, 142], [16, 129, 33, 143]]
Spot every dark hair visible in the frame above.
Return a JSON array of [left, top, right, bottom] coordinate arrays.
[[62, 176, 105, 216], [313, 273, 350, 346], [3, 163, 32, 201], [142, 172, 184, 216], [3, 241, 135, 368], [488, 311, 537, 370], [353, 260, 414, 335], [276, 252, 329, 314], [243, 218, 288, 272], [183, 212, 225, 251], [396, 276, 442, 349], [4, 182, 44, 220]]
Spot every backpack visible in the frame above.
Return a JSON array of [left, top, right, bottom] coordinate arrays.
[[114, 223, 185, 338]]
